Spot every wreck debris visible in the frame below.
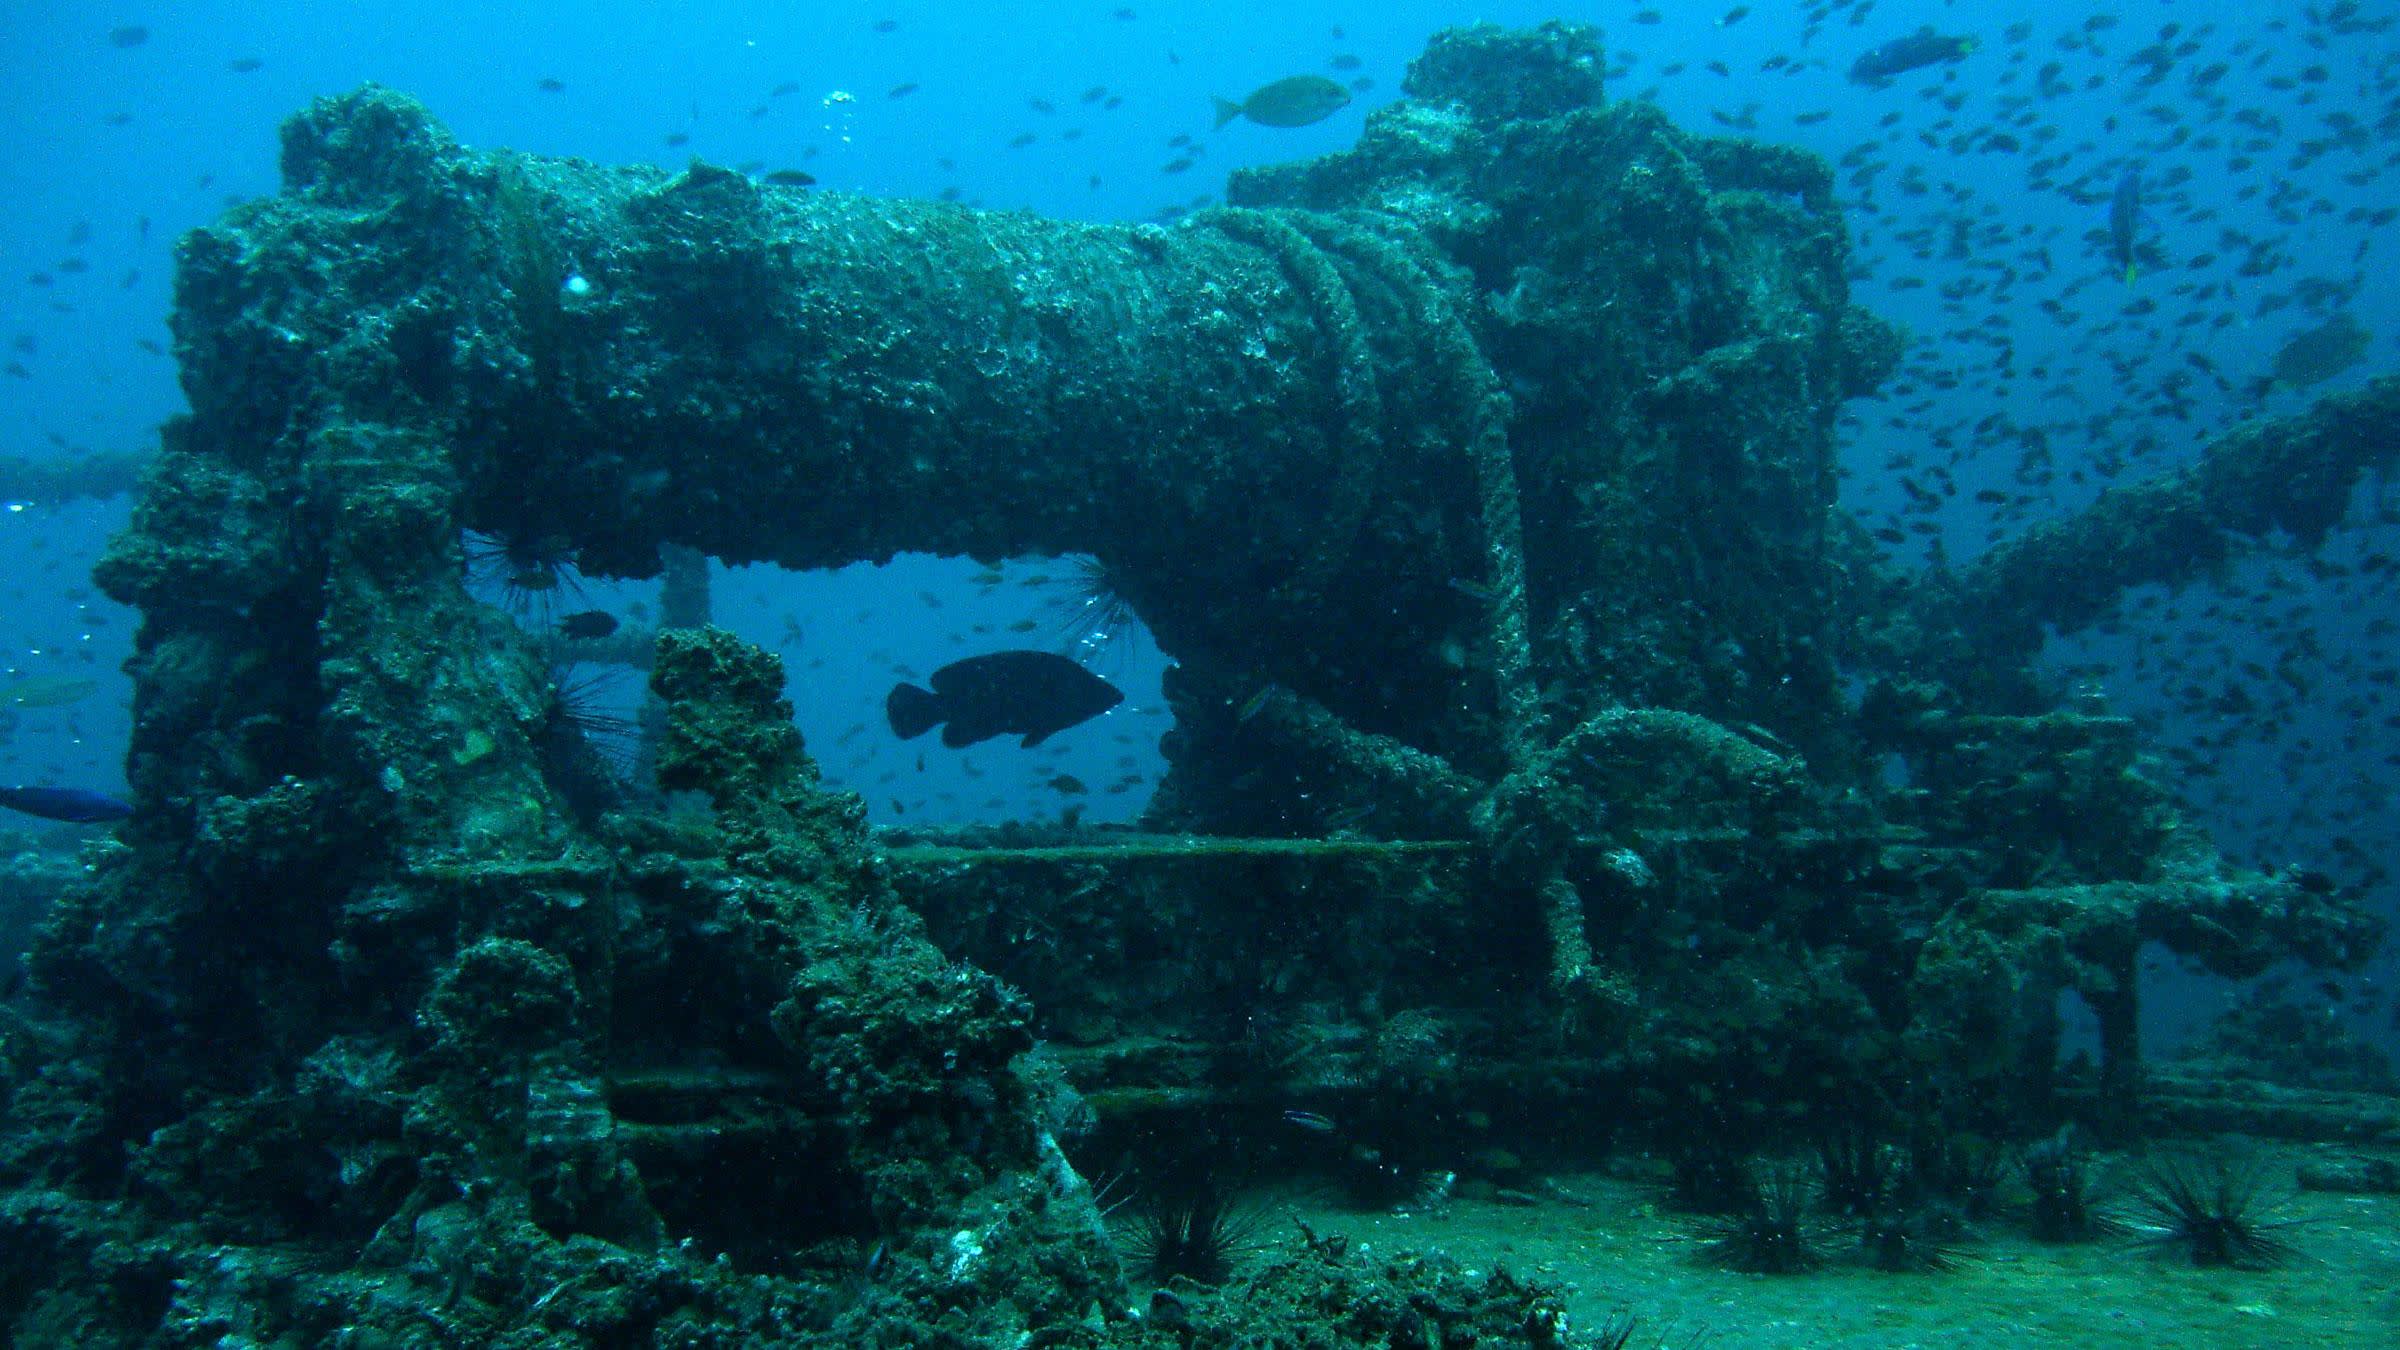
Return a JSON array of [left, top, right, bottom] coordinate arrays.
[[0, 20, 2381, 1345]]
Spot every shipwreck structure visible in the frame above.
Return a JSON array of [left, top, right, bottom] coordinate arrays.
[[0, 21, 2385, 1346]]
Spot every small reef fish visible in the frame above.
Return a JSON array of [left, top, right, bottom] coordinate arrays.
[[556, 609, 618, 639], [2109, 168, 2145, 284], [886, 651, 1123, 749], [0, 675, 99, 708], [1847, 29, 1977, 86], [0, 786, 132, 824], [1213, 75, 1352, 129]]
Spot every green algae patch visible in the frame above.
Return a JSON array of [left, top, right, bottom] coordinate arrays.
[[449, 726, 497, 767]]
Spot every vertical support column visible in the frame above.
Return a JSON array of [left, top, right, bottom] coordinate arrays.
[[658, 544, 712, 629], [2009, 975, 2064, 1126], [633, 543, 715, 783], [2088, 954, 2142, 1142]]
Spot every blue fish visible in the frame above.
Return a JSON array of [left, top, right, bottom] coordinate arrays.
[[0, 786, 133, 824], [2109, 168, 2145, 284]]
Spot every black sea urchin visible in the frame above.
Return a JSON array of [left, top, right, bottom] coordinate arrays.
[[1857, 1204, 1966, 1274], [1044, 553, 1143, 670], [539, 663, 643, 818], [1124, 1175, 1268, 1287], [465, 529, 586, 627], [548, 665, 638, 769], [1694, 1162, 1824, 1275], [2126, 1150, 2300, 1269]]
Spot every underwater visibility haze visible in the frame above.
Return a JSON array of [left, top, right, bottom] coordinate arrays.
[[0, 2, 2396, 1345]]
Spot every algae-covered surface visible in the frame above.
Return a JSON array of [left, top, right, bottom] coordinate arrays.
[[2, 12, 2397, 1347], [1263, 1156, 2400, 1348]]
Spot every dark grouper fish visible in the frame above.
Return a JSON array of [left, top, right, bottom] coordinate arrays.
[[887, 650, 1123, 749], [0, 786, 133, 823], [1848, 28, 1977, 86]]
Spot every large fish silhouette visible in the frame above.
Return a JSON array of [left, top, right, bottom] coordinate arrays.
[[887, 650, 1123, 749]]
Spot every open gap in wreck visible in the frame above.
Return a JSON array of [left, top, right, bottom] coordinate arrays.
[[465, 538, 1180, 830]]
